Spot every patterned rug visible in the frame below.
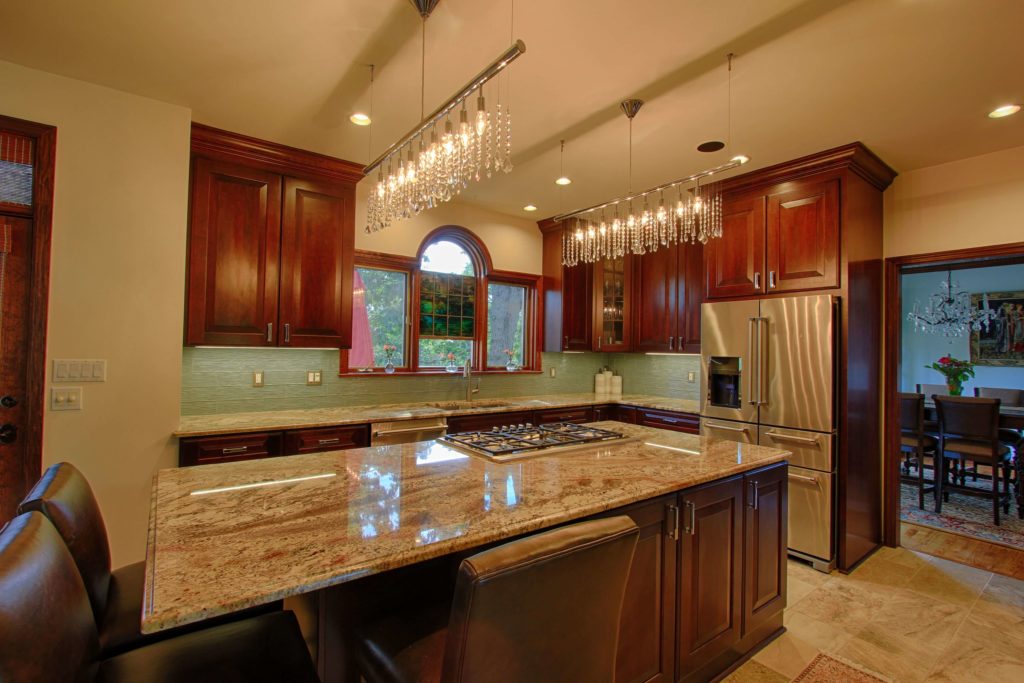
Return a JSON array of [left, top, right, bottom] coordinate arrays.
[[792, 653, 893, 682], [900, 476, 1024, 549]]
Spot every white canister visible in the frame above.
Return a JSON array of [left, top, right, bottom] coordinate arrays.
[[595, 374, 609, 394], [610, 375, 623, 396]]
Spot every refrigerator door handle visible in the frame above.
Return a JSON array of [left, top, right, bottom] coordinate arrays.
[[758, 317, 770, 406], [747, 317, 759, 405]]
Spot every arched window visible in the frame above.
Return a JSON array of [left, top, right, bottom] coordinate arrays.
[[347, 226, 539, 374]]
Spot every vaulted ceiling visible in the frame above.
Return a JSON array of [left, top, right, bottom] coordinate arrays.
[[2, 0, 1022, 219]]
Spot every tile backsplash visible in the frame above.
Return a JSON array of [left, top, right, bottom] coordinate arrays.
[[180, 348, 701, 415]]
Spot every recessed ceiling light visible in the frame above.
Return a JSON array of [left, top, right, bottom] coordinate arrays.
[[350, 112, 372, 126], [988, 104, 1020, 119], [555, 176, 572, 186], [731, 154, 750, 164], [697, 140, 725, 153], [523, 204, 538, 212]]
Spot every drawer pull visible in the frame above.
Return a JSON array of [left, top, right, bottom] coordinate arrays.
[[684, 500, 696, 535], [666, 504, 680, 541], [788, 472, 820, 487], [222, 446, 248, 455], [765, 431, 820, 447], [317, 438, 341, 445], [704, 422, 748, 433]]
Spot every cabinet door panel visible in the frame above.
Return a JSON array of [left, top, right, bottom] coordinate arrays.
[[179, 432, 283, 467], [705, 195, 765, 300], [562, 263, 593, 350], [186, 158, 281, 345], [678, 476, 742, 673], [743, 464, 788, 635], [283, 425, 370, 455], [679, 241, 703, 352], [279, 178, 354, 348], [634, 246, 678, 353], [638, 409, 700, 434], [533, 407, 594, 425], [594, 257, 632, 352], [766, 179, 839, 293]]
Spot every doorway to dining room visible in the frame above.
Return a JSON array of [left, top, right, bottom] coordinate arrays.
[[884, 242, 1024, 557]]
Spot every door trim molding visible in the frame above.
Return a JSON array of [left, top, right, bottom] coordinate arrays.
[[882, 241, 1024, 546], [0, 114, 56, 502]]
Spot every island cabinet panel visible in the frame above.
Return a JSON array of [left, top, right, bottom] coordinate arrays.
[[677, 475, 743, 679], [179, 432, 283, 467], [705, 194, 766, 300], [608, 495, 677, 683], [765, 179, 839, 293], [278, 178, 354, 348], [638, 409, 700, 434], [742, 463, 788, 636], [283, 424, 369, 455], [186, 158, 282, 346], [534, 407, 594, 425], [445, 411, 535, 433]]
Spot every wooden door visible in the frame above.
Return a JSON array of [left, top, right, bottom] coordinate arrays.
[[613, 496, 677, 683], [634, 245, 678, 353], [186, 158, 282, 346], [678, 476, 742, 675], [766, 179, 839, 293], [705, 194, 765, 300], [561, 263, 592, 350], [742, 464, 787, 636], [678, 241, 703, 352], [279, 177, 353, 348], [594, 256, 631, 352]]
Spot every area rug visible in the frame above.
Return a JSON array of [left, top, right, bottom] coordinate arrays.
[[792, 653, 893, 683], [900, 480, 1024, 549]]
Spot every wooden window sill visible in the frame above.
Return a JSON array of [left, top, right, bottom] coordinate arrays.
[[338, 369, 543, 377]]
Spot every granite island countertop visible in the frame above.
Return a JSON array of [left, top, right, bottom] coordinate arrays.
[[143, 422, 787, 633], [175, 393, 701, 437]]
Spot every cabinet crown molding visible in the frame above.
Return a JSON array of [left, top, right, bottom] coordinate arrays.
[[190, 123, 364, 185], [721, 142, 897, 194]]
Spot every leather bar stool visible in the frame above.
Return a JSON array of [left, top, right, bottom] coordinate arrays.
[[934, 396, 1013, 525], [899, 392, 937, 510], [0, 512, 319, 683], [354, 516, 639, 683], [18, 461, 279, 656]]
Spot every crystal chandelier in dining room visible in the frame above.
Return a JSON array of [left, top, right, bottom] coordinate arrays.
[[364, 0, 524, 233], [907, 270, 999, 337]]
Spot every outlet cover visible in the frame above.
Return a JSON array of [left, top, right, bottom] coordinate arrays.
[[50, 387, 83, 411], [687, 371, 696, 383], [253, 371, 264, 387], [306, 370, 323, 386], [549, 367, 556, 378]]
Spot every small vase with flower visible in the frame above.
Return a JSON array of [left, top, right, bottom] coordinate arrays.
[[925, 355, 975, 396]]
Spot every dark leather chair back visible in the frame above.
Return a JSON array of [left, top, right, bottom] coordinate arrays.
[[899, 392, 926, 434], [0, 512, 99, 683], [18, 462, 112, 621], [440, 516, 639, 683], [917, 383, 948, 397], [975, 387, 1023, 407], [934, 396, 1001, 443]]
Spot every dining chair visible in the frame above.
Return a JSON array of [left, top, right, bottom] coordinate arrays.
[[916, 383, 946, 433], [353, 516, 639, 683], [975, 386, 1024, 447], [933, 396, 1013, 525], [899, 393, 937, 510]]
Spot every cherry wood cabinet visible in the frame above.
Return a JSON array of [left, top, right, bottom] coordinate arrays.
[[534, 407, 594, 425], [562, 260, 594, 350], [634, 243, 703, 353], [742, 463, 787, 637], [185, 124, 362, 348], [637, 409, 700, 434], [705, 194, 766, 300], [179, 432, 284, 467], [766, 179, 839, 293], [594, 256, 631, 352], [283, 424, 369, 455]]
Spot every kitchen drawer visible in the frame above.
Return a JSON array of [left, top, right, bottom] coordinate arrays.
[[446, 411, 534, 434], [179, 432, 283, 467], [638, 409, 700, 434], [284, 424, 369, 455], [534, 407, 595, 425], [615, 405, 638, 424]]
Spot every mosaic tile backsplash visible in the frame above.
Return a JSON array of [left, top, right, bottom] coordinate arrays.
[[180, 348, 701, 416]]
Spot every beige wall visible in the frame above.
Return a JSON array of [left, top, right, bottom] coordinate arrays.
[[884, 144, 1024, 257], [354, 183, 542, 274], [1, 60, 191, 566]]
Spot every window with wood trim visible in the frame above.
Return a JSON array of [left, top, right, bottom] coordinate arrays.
[[343, 226, 541, 374]]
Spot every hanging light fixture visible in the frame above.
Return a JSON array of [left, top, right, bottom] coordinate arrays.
[[907, 270, 998, 337], [555, 140, 572, 185], [557, 55, 748, 266], [350, 64, 374, 127], [364, 0, 525, 233]]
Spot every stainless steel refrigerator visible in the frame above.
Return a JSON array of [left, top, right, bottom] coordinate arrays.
[[699, 294, 837, 572]]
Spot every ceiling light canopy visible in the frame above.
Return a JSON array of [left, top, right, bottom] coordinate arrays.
[[350, 113, 371, 126], [988, 104, 1020, 118], [364, 0, 525, 233]]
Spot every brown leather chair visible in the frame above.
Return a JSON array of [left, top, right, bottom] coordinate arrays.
[[0, 511, 319, 683], [899, 392, 937, 510], [934, 396, 1013, 525], [17, 461, 279, 655], [975, 387, 1024, 448], [354, 516, 639, 683]]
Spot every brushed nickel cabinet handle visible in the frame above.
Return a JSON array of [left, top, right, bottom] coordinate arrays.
[[684, 500, 696, 535], [222, 446, 248, 455], [753, 272, 761, 290], [666, 504, 680, 541], [749, 480, 759, 510], [769, 270, 777, 289], [788, 472, 821, 487], [266, 323, 273, 342], [563, 336, 568, 349], [284, 323, 291, 343], [318, 438, 341, 445], [668, 336, 674, 350], [597, 336, 602, 350]]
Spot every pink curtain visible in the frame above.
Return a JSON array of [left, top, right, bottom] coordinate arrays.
[[349, 269, 374, 367]]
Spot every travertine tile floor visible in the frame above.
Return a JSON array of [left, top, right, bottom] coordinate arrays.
[[727, 550, 1024, 682]]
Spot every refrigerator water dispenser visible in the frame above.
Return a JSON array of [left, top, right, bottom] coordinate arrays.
[[707, 356, 742, 408]]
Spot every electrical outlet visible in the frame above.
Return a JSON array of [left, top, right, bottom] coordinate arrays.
[[687, 371, 696, 383], [306, 370, 323, 386], [50, 387, 83, 411], [253, 371, 264, 387], [549, 367, 557, 378]]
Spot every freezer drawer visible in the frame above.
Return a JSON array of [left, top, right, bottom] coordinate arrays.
[[700, 417, 756, 444], [787, 465, 833, 564], [758, 426, 833, 472]]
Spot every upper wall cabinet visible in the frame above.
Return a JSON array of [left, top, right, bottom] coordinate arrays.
[[185, 124, 362, 348], [594, 256, 631, 352], [633, 241, 703, 353]]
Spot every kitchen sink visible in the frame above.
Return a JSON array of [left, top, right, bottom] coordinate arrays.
[[424, 399, 516, 410]]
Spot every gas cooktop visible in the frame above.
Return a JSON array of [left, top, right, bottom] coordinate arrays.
[[440, 422, 632, 461]]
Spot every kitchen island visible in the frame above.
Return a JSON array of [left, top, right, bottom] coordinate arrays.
[[145, 423, 789, 683]]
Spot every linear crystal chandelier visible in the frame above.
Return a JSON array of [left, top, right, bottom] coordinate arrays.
[[557, 99, 748, 267], [364, 0, 525, 233], [907, 271, 998, 337]]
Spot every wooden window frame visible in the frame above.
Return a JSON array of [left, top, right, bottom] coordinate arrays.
[[340, 226, 543, 375]]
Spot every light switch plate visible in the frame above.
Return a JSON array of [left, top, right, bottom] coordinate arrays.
[[53, 359, 106, 382], [549, 367, 556, 378], [51, 387, 83, 411], [687, 371, 696, 383], [253, 371, 264, 388], [306, 370, 323, 386]]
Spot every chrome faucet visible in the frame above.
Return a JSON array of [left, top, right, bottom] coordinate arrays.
[[463, 363, 480, 402]]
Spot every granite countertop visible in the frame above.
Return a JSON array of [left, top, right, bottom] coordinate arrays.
[[142, 422, 787, 633], [174, 393, 702, 437]]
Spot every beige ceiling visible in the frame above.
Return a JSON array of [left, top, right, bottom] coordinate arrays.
[[2, 0, 1022, 219]]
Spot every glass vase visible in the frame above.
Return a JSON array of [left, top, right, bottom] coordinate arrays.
[[505, 360, 518, 372], [445, 359, 459, 373], [384, 360, 395, 374], [947, 380, 963, 396]]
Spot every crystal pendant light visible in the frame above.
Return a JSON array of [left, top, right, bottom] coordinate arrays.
[[907, 270, 999, 337]]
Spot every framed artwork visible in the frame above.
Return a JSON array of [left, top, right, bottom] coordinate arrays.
[[970, 290, 1024, 367]]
